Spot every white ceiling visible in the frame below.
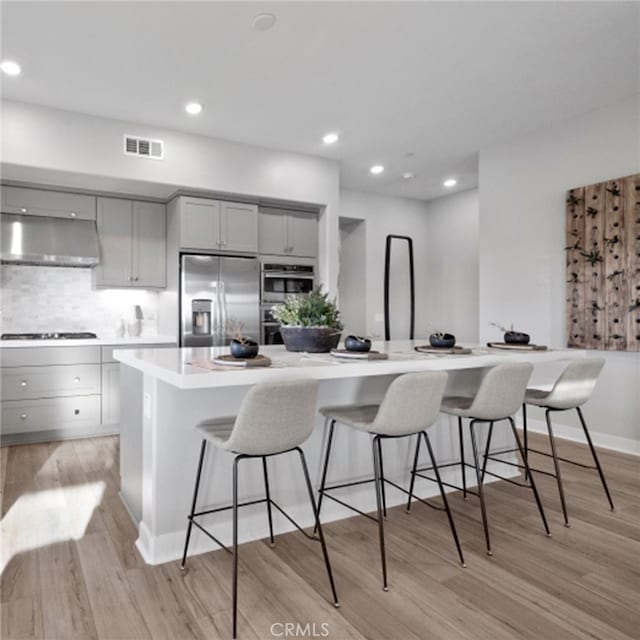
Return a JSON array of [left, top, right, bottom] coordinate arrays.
[[1, 1, 638, 201]]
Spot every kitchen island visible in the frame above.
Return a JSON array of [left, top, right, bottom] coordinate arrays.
[[115, 341, 585, 564]]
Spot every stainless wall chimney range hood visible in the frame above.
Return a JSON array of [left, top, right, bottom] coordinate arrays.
[[0, 213, 100, 267]]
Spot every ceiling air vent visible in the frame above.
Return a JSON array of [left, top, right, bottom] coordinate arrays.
[[123, 135, 164, 160]]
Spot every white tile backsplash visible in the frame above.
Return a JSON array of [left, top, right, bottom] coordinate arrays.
[[0, 265, 160, 338]]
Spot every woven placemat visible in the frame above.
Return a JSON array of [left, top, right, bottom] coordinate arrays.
[[487, 342, 547, 351], [330, 349, 389, 360], [211, 354, 272, 367], [415, 345, 472, 355]]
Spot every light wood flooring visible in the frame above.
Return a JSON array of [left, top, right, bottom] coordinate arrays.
[[1, 432, 639, 640]]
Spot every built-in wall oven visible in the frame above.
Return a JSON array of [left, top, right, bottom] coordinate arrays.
[[261, 262, 315, 344]]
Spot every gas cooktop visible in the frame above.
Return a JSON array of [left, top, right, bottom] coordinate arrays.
[[1, 332, 98, 340]]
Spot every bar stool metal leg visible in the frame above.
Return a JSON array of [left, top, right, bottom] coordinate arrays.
[[469, 420, 492, 555], [544, 410, 570, 527], [422, 431, 466, 567], [507, 417, 551, 536], [232, 456, 242, 639], [262, 457, 276, 545], [481, 422, 494, 485], [181, 439, 207, 570], [458, 417, 467, 499], [372, 435, 388, 590], [522, 403, 529, 481], [406, 432, 421, 512], [295, 447, 340, 607], [377, 437, 388, 518], [314, 419, 336, 534], [576, 407, 615, 511]]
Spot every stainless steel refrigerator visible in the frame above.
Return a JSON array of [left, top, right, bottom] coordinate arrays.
[[180, 254, 260, 347]]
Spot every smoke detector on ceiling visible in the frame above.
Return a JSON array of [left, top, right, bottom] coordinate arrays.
[[124, 135, 164, 160]]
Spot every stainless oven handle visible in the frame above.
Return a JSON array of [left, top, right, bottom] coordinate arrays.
[[262, 273, 315, 279]]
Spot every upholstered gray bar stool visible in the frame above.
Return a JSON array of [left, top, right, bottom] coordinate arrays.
[[517, 357, 613, 526], [408, 362, 550, 556], [180, 380, 339, 639], [316, 371, 465, 592]]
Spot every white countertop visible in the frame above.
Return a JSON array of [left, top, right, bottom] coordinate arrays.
[[0, 335, 176, 348], [114, 341, 585, 390]]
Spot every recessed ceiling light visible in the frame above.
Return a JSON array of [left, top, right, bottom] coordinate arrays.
[[253, 13, 276, 31], [443, 178, 457, 188], [185, 102, 203, 115], [402, 172, 415, 180], [1, 60, 21, 76], [322, 132, 339, 145], [370, 165, 384, 175]]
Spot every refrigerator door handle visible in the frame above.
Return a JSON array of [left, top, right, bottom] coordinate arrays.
[[220, 280, 227, 343]]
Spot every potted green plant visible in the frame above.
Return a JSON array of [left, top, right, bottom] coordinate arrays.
[[272, 288, 343, 352]]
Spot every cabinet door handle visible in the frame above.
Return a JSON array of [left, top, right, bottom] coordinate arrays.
[[70, 211, 77, 218], [20, 207, 28, 213], [74, 409, 80, 415], [74, 377, 80, 383], [20, 413, 27, 420], [20, 380, 28, 387]]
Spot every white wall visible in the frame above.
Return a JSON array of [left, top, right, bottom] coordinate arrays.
[[479, 95, 640, 449], [425, 188, 479, 342], [339, 218, 367, 335], [0, 100, 340, 294], [339, 189, 431, 339]]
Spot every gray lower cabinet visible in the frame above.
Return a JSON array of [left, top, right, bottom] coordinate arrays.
[[0, 343, 175, 442], [258, 207, 318, 257], [101, 362, 120, 425], [1, 186, 96, 220], [2, 396, 101, 435], [95, 197, 166, 288], [0, 346, 103, 441]]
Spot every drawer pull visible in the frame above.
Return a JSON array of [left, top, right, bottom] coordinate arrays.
[[20, 413, 27, 420], [20, 380, 28, 387], [74, 377, 81, 383], [74, 409, 80, 415]]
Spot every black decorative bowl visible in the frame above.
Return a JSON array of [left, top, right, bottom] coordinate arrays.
[[504, 331, 530, 345], [344, 335, 372, 352], [230, 338, 259, 359], [429, 333, 456, 349], [280, 327, 342, 353]]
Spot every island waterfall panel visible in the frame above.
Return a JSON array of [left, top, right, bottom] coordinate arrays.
[[566, 172, 640, 351]]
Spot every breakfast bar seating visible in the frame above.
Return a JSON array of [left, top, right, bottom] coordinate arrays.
[[495, 357, 614, 527], [180, 379, 339, 639], [408, 362, 551, 556], [316, 370, 466, 591]]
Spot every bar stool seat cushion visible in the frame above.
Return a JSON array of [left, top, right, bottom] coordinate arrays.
[[319, 404, 380, 432], [524, 388, 553, 406], [440, 395, 475, 417], [196, 416, 236, 450], [524, 358, 605, 410]]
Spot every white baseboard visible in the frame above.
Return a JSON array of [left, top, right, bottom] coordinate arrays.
[[522, 418, 640, 456]]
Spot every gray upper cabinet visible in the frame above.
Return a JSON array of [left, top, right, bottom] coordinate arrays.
[[258, 207, 318, 257], [287, 211, 318, 258], [95, 197, 166, 288], [221, 202, 258, 253], [177, 197, 257, 253], [133, 201, 166, 287], [1, 186, 96, 220], [179, 198, 220, 250]]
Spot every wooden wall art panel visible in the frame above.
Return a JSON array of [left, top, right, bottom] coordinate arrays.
[[566, 172, 640, 351]]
